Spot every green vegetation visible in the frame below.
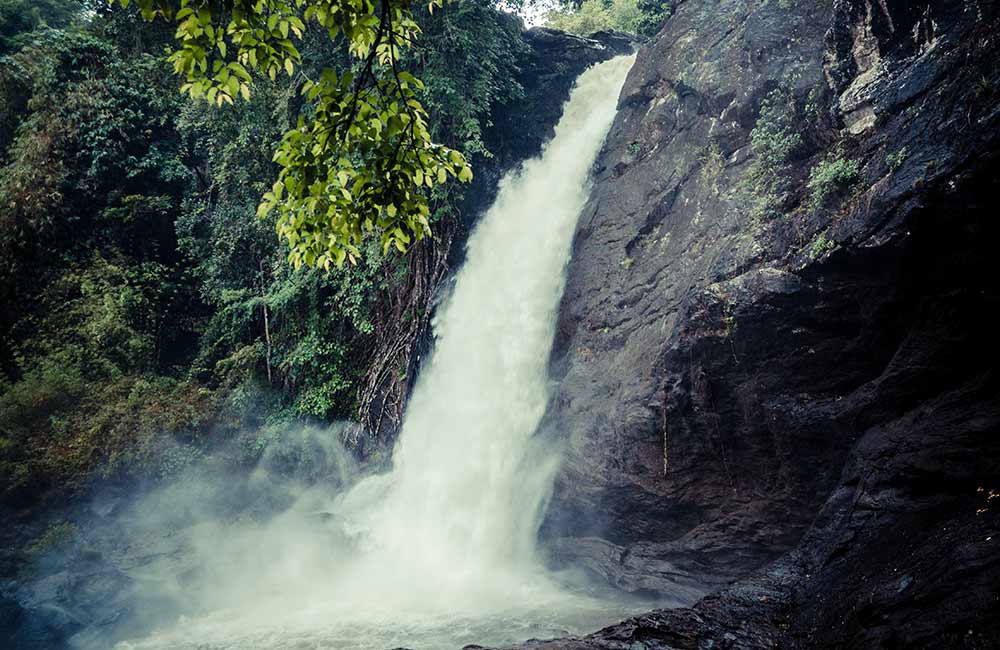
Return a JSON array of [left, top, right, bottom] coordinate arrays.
[[0, 0, 77, 54], [886, 146, 909, 173], [736, 84, 863, 226], [116, 0, 474, 266], [27, 522, 76, 555], [806, 153, 861, 213], [0, 0, 532, 504], [808, 230, 836, 260], [738, 86, 805, 224], [699, 142, 725, 191], [545, 0, 670, 38]]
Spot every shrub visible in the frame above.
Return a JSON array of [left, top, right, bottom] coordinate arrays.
[[886, 146, 909, 173], [699, 142, 725, 190], [737, 87, 805, 224], [27, 521, 75, 555], [808, 231, 837, 260], [546, 0, 671, 38], [807, 155, 862, 213]]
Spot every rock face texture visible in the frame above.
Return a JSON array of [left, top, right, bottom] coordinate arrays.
[[489, 28, 635, 175], [537, 0, 1000, 646]]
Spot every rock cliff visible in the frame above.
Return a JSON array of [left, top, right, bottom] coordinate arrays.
[[535, 0, 1000, 646]]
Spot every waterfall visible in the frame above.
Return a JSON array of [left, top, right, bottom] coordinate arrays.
[[334, 52, 637, 611], [119, 54, 637, 650]]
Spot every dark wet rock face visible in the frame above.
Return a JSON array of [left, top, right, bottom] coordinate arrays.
[[466, 27, 635, 230], [454, 27, 634, 239], [535, 0, 1000, 646]]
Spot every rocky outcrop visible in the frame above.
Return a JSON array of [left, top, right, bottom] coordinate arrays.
[[536, 0, 1000, 646], [464, 26, 635, 234], [488, 28, 635, 174]]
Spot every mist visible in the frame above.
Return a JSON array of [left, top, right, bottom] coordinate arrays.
[[69, 54, 644, 650]]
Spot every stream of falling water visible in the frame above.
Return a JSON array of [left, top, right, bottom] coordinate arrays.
[[118, 54, 638, 650]]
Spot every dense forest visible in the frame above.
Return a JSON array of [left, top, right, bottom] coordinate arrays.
[[0, 0, 616, 507]]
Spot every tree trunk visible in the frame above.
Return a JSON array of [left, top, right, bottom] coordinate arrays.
[[259, 258, 273, 385]]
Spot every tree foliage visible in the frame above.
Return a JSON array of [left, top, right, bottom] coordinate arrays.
[[0, 0, 78, 54], [409, 1, 527, 158], [0, 0, 534, 502], [176, 79, 393, 420], [114, 0, 474, 267], [545, 0, 669, 38], [0, 28, 191, 357]]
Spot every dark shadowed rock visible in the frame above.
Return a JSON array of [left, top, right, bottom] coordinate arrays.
[[532, 0, 1000, 647], [460, 27, 635, 237]]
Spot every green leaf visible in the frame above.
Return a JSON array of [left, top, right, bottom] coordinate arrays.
[[117, 0, 472, 269]]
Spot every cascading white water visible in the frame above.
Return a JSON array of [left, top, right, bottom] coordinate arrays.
[[332, 52, 638, 610], [118, 54, 637, 650]]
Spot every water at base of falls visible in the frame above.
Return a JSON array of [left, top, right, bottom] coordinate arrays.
[[119, 592, 646, 650], [116, 54, 641, 650]]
